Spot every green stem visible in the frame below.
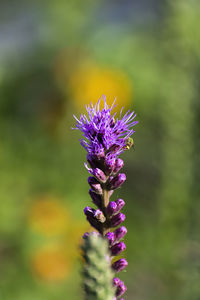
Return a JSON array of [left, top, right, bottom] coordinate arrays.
[[102, 188, 110, 236]]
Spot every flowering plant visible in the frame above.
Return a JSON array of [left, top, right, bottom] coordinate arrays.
[[74, 96, 138, 299]]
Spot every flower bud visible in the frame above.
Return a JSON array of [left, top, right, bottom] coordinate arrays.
[[112, 258, 128, 273], [87, 154, 96, 169], [116, 198, 125, 211], [113, 278, 127, 297], [107, 201, 118, 216], [108, 173, 126, 190], [105, 232, 115, 245], [106, 199, 125, 216], [104, 155, 116, 175], [114, 226, 127, 242], [83, 206, 104, 231], [113, 158, 124, 174], [110, 242, 126, 256], [110, 212, 125, 228], [92, 168, 107, 183], [89, 189, 102, 208], [88, 177, 102, 194], [116, 282, 127, 297], [113, 277, 121, 286]]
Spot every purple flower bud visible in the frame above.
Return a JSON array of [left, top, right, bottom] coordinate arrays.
[[110, 242, 126, 256], [107, 201, 118, 216], [108, 173, 126, 190], [113, 278, 127, 297], [92, 168, 107, 183], [113, 158, 124, 174], [116, 282, 127, 297], [105, 232, 115, 245], [88, 177, 102, 194], [113, 277, 121, 286], [116, 198, 125, 211], [104, 155, 116, 175], [110, 213, 125, 227], [87, 154, 96, 169], [107, 199, 125, 216], [89, 189, 102, 208], [114, 226, 127, 242], [112, 258, 128, 273], [83, 206, 104, 231]]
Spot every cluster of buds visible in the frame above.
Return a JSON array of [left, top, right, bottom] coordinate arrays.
[[74, 97, 138, 299]]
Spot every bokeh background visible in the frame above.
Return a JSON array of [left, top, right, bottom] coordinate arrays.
[[0, 0, 200, 299]]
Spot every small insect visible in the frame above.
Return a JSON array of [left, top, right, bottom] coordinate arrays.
[[123, 137, 134, 151]]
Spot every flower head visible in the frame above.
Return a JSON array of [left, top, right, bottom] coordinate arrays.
[[73, 96, 138, 159]]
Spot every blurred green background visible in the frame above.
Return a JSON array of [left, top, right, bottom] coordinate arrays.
[[0, 0, 200, 299]]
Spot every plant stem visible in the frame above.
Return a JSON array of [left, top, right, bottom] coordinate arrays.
[[102, 188, 110, 236]]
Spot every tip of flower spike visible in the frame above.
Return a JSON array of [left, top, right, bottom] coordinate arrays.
[[73, 97, 138, 156]]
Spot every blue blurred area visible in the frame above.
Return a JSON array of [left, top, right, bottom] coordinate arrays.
[[0, 0, 200, 299]]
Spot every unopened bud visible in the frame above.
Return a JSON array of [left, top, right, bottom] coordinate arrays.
[[113, 158, 124, 174], [89, 189, 102, 208], [108, 173, 126, 190], [107, 201, 118, 216], [115, 198, 125, 211], [104, 155, 116, 175], [112, 258, 128, 273], [83, 206, 104, 231], [88, 177, 102, 194], [115, 280, 127, 297], [105, 232, 115, 245], [110, 213, 125, 227], [92, 168, 107, 183], [114, 226, 127, 242], [110, 242, 126, 256], [107, 199, 125, 216]]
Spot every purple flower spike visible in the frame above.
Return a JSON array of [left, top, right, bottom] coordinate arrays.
[[114, 226, 127, 242], [110, 242, 126, 256], [110, 213, 126, 227], [108, 173, 126, 190], [88, 177, 103, 194], [107, 201, 118, 216], [105, 231, 115, 245], [112, 258, 128, 273], [113, 158, 124, 174], [92, 168, 107, 183], [74, 97, 138, 299]]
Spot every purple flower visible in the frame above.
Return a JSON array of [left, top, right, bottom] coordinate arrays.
[[74, 96, 138, 299], [73, 96, 138, 159]]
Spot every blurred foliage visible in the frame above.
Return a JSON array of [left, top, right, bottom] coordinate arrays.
[[0, 0, 200, 299]]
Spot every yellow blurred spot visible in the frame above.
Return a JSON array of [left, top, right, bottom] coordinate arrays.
[[65, 222, 91, 259], [31, 244, 70, 281], [29, 196, 69, 236], [69, 64, 133, 110]]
